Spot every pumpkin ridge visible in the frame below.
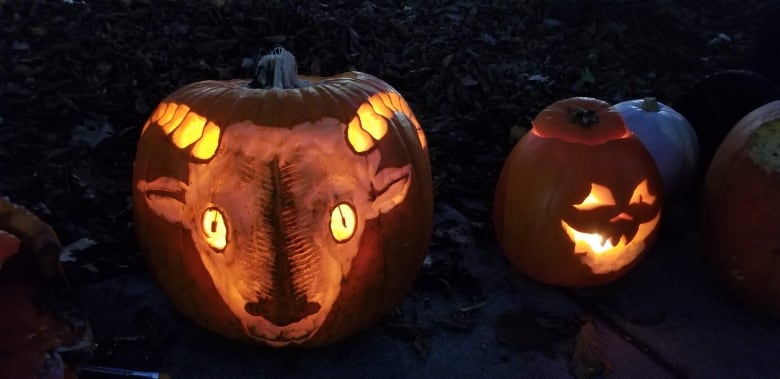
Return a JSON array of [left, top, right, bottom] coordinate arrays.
[[319, 80, 375, 123]]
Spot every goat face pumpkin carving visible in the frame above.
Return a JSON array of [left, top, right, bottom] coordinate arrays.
[[132, 49, 432, 347], [494, 97, 663, 287]]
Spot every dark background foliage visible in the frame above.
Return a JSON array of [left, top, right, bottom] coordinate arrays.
[[0, 0, 764, 281]]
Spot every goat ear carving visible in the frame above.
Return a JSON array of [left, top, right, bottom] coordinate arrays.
[[370, 165, 411, 216], [136, 177, 188, 224]]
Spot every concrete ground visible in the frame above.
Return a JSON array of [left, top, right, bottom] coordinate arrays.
[[75, 203, 780, 379]]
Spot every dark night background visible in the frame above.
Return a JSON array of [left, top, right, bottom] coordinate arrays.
[[1, 0, 780, 378]]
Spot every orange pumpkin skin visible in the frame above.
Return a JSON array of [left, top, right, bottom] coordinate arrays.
[[132, 64, 432, 347], [494, 97, 664, 287], [701, 100, 780, 317]]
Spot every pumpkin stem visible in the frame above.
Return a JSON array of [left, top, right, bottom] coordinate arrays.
[[641, 97, 660, 112], [249, 47, 311, 89], [569, 107, 599, 127]]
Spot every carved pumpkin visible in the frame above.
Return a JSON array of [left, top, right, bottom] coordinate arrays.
[[494, 97, 664, 287], [614, 97, 699, 198], [701, 100, 780, 317], [132, 48, 433, 347]]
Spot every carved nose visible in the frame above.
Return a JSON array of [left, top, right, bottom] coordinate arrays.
[[242, 156, 321, 326], [242, 220, 322, 325], [609, 212, 633, 223]]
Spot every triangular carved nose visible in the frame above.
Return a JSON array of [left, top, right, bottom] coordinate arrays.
[[609, 212, 634, 223]]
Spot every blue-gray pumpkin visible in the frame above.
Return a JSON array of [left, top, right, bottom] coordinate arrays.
[[615, 97, 699, 197]]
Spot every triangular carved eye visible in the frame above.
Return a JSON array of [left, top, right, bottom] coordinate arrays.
[[573, 183, 616, 210], [629, 180, 656, 206]]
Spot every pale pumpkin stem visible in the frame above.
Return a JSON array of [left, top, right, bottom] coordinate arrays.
[[641, 97, 660, 112], [249, 47, 312, 89], [569, 107, 599, 127]]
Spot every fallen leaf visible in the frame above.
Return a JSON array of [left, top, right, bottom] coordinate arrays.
[[59, 238, 97, 263], [526, 74, 549, 82], [509, 125, 528, 142], [460, 76, 479, 87], [70, 120, 114, 148], [579, 67, 596, 85], [570, 320, 611, 379], [11, 40, 30, 50]]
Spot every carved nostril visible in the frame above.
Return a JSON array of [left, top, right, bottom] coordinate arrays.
[[245, 298, 321, 326]]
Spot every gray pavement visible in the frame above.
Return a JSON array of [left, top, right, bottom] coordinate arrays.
[[75, 203, 780, 379]]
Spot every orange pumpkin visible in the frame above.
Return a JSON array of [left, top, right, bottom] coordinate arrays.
[[494, 97, 663, 287], [132, 48, 433, 347], [701, 100, 780, 317]]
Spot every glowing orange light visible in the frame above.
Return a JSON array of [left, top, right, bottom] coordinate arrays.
[[561, 181, 661, 274], [346, 92, 428, 153], [367, 95, 393, 118], [561, 212, 660, 273], [330, 203, 356, 242], [156, 102, 178, 125], [629, 179, 655, 205], [347, 117, 374, 153], [172, 112, 207, 148], [573, 183, 616, 210], [357, 103, 388, 140], [151, 102, 168, 122], [202, 208, 227, 251], [162, 104, 191, 134], [148, 101, 222, 160], [191, 121, 221, 160]]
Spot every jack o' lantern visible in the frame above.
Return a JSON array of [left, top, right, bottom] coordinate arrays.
[[494, 97, 664, 287], [132, 48, 433, 347]]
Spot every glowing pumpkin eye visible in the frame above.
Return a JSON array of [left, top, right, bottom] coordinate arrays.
[[629, 180, 656, 206], [202, 207, 227, 251], [330, 203, 356, 242], [573, 183, 616, 210]]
